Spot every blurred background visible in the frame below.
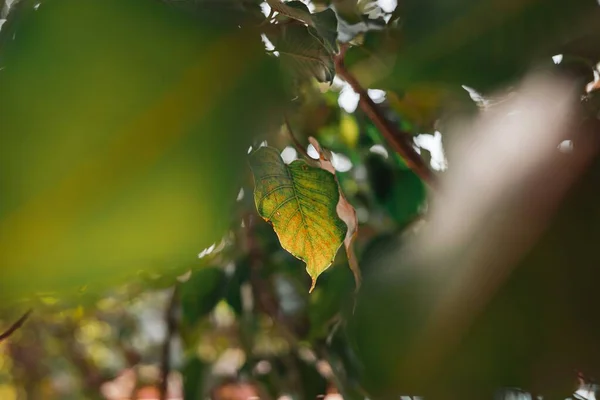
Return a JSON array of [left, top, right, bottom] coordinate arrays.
[[1, 0, 600, 399]]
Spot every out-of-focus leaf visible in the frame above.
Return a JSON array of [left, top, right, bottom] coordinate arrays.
[[180, 267, 226, 326], [296, 354, 328, 399], [249, 147, 347, 292], [182, 356, 206, 400], [276, 23, 336, 83], [365, 153, 426, 227], [332, 0, 360, 22], [308, 262, 354, 340], [268, 0, 339, 52], [268, 0, 338, 54], [339, 113, 360, 149], [311, 8, 339, 53], [224, 259, 251, 315], [268, 0, 313, 23], [351, 75, 600, 398], [308, 137, 361, 290], [324, 327, 367, 400], [386, 0, 600, 91], [0, 0, 286, 299], [387, 88, 445, 132], [343, 29, 399, 88]]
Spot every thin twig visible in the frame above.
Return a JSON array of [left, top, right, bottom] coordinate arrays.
[[334, 44, 436, 186], [284, 116, 312, 161], [0, 309, 32, 343], [159, 286, 179, 400]]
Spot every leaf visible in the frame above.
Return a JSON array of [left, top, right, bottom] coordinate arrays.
[[180, 267, 226, 326], [249, 146, 347, 292], [386, 0, 600, 91], [386, 87, 445, 131], [311, 8, 339, 53], [332, 0, 361, 23], [343, 29, 398, 88], [267, 0, 313, 24], [308, 137, 361, 291], [351, 74, 600, 398], [224, 258, 251, 315], [276, 24, 336, 83], [182, 356, 206, 400], [266, 1, 339, 82], [0, 0, 286, 300], [365, 153, 426, 227]]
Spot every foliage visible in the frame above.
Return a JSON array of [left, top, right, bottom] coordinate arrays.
[[0, 0, 599, 399], [249, 146, 346, 291]]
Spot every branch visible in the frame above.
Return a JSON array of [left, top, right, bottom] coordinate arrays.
[[159, 286, 179, 400], [0, 309, 32, 343], [284, 115, 312, 161], [334, 44, 436, 186]]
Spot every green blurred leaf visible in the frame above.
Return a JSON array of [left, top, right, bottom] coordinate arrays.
[[296, 354, 328, 399], [268, 0, 339, 56], [0, 0, 286, 299], [365, 154, 426, 227], [308, 262, 354, 340], [343, 29, 399, 88], [224, 259, 251, 315], [275, 23, 336, 83], [181, 267, 226, 326], [182, 356, 206, 400], [311, 8, 339, 53], [268, 0, 313, 23], [249, 146, 347, 292], [387, 0, 600, 91]]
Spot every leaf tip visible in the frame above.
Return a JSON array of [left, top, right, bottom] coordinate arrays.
[[308, 277, 317, 293]]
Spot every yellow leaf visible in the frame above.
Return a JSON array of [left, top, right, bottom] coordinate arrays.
[[249, 147, 346, 292], [308, 137, 361, 291]]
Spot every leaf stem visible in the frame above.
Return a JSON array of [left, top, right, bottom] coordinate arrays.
[[284, 115, 312, 161], [334, 44, 436, 187]]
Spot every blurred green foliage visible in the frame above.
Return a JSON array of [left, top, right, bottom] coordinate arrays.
[[0, 0, 286, 299], [0, 0, 599, 399]]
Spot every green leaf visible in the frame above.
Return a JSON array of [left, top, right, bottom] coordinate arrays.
[[249, 147, 347, 292], [276, 24, 336, 83], [311, 8, 339, 53], [180, 267, 226, 326], [366, 153, 426, 227], [0, 0, 286, 300], [308, 137, 361, 291], [267, 0, 313, 24], [182, 356, 206, 400], [386, 0, 600, 91], [224, 258, 251, 315]]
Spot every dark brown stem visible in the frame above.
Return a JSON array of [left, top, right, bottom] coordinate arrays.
[[0, 309, 32, 343], [334, 44, 436, 186], [284, 116, 312, 161], [159, 286, 179, 400]]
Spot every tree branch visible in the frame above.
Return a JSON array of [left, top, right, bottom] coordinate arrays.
[[0, 309, 32, 343], [334, 44, 436, 186]]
